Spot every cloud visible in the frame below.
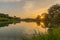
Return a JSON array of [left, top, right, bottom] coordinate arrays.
[[54, 0, 60, 4], [22, 0, 57, 12], [0, 0, 21, 2], [23, 1, 34, 12], [0, 0, 59, 17]]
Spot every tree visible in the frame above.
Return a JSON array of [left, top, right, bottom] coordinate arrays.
[[36, 15, 41, 21], [48, 4, 60, 23], [48, 4, 60, 17], [41, 13, 49, 21]]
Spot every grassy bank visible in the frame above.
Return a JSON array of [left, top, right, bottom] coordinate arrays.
[[22, 26, 60, 40], [0, 16, 20, 22], [0, 16, 20, 27]]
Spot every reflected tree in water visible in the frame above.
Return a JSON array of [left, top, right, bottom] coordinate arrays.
[[0, 21, 20, 27], [36, 15, 41, 26]]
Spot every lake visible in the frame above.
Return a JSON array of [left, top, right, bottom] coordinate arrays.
[[0, 21, 48, 39]]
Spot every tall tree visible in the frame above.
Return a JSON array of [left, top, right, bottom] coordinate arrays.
[[48, 4, 60, 23]]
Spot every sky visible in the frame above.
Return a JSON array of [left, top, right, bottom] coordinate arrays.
[[0, 0, 60, 18]]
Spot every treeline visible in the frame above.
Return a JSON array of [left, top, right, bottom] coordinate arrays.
[[40, 4, 60, 28], [0, 13, 20, 22]]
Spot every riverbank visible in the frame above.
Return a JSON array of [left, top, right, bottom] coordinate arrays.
[[21, 25, 60, 40]]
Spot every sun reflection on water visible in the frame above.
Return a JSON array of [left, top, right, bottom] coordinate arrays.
[[34, 22, 48, 34]]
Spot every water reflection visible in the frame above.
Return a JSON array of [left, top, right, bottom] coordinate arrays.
[[0, 20, 58, 32], [0, 21, 20, 27], [0, 21, 40, 28], [0, 19, 54, 33], [0, 20, 48, 34], [0, 18, 59, 37], [20, 20, 40, 26]]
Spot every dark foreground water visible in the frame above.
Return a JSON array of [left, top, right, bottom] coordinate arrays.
[[0, 21, 48, 40]]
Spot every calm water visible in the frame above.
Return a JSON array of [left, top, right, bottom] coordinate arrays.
[[0, 22, 48, 39]]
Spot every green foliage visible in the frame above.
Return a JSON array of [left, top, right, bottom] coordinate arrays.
[[21, 26, 60, 40], [0, 13, 20, 22], [21, 4, 60, 40], [48, 4, 60, 24]]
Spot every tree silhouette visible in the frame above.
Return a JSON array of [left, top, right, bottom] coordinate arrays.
[[48, 4, 60, 17], [36, 15, 41, 21], [48, 4, 60, 24], [41, 4, 60, 28]]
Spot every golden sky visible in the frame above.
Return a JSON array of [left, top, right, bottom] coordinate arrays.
[[0, 0, 60, 18]]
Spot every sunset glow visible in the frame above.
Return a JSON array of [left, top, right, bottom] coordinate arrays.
[[0, 0, 59, 18]]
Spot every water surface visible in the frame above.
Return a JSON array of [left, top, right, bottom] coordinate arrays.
[[0, 21, 48, 38]]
